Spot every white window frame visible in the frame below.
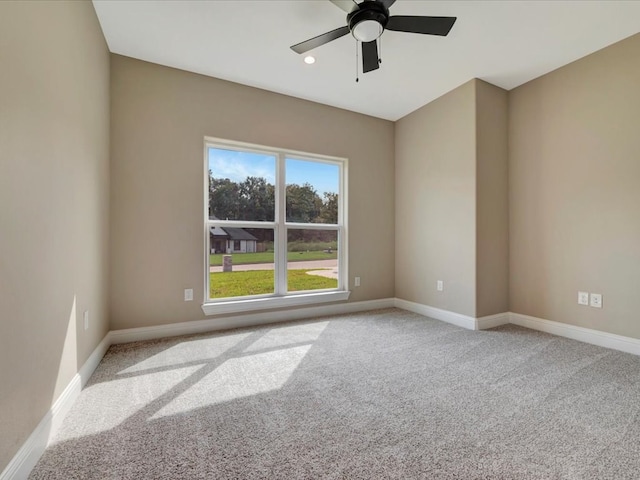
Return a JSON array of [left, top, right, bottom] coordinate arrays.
[[202, 137, 350, 315]]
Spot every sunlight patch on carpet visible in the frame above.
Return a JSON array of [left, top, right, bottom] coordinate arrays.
[[54, 365, 204, 443], [243, 320, 329, 353], [151, 345, 311, 419], [118, 332, 253, 375]]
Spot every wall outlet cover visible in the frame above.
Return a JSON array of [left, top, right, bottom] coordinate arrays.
[[590, 293, 602, 308]]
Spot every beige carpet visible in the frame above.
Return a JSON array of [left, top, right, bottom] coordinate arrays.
[[30, 308, 640, 479]]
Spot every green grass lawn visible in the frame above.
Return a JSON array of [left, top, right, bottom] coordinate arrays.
[[209, 250, 337, 266], [210, 269, 337, 298]]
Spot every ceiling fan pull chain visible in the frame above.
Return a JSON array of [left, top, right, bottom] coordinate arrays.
[[379, 35, 382, 64], [355, 40, 360, 82]]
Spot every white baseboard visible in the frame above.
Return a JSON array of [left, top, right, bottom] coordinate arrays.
[[110, 298, 396, 344], [394, 298, 478, 330], [477, 312, 511, 330], [0, 374, 80, 480], [509, 312, 640, 356], [0, 332, 111, 480], [47, 375, 81, 448], [392, 301, 640, 355], [1, 375, 74, 479], [391, 300, 640, 356], [78, 333, 112, 388]]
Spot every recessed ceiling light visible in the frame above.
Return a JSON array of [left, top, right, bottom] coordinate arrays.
[[304, 55, 316, 65]]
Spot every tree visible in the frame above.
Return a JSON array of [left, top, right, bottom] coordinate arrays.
[[209, 175, 241, 220], [239, 176, 275, 221], [286, 183, 321, 223], [318, 192, 338, 224], [209, 176, 337, 244]]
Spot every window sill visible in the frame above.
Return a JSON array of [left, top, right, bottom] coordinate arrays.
[[201, 290, 351, 316]]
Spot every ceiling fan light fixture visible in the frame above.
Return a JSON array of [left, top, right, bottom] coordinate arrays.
[[304, 55, 316, 64], [352, 19, 382, 42], [289, 0, 457, 77]]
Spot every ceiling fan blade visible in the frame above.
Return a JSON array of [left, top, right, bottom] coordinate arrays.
[[329, 0, 359, 14], [362, 40, 379, 73], [379, 0, 397, 9], [386, 16, 457, 36], [290, 26, 350, 54]]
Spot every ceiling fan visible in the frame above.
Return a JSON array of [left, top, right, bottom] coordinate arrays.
[[290, 0, 457, 75]]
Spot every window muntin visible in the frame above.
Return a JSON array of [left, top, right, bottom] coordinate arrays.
[[205, 139, 347, 305]]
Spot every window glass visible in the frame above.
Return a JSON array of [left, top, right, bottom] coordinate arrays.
[[208, 148, 276, 222], [209, 228, 274, 299], [286, 158, 339, 224], [287, 229, 338, 292]]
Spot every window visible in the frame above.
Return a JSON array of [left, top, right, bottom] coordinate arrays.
[[202, 138, 349, 314]]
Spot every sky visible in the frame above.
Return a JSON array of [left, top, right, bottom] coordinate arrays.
[[208, 148, 339, 194]]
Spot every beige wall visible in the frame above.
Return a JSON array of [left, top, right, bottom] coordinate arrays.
[[109, 55, 395, 330], [509, 33, 640, 338], [395, 81, 477, 317], [476, 81, 509, 317], [3, 3, 639, 470], [0, 0, 110, 472]]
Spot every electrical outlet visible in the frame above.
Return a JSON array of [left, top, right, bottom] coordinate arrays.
[[354, 277, 361, 287], [184, 289, 193, 301], [590, 293, 602, 308], [83, 311, 89, 331], [437, 280, 444, 292], [578, 291, 589, 306]]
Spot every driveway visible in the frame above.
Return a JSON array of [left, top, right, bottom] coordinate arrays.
[[210, 259, 338, 279]]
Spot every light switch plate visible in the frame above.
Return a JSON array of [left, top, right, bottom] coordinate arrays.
[[578, 291, 589, 306], [184, 289, 193, 301]]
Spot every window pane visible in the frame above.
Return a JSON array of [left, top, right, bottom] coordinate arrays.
[[286, 158, 339, 224], [208, 148, 276, 221], [287, 229, 338, 292], [209, 228, 275, 299]]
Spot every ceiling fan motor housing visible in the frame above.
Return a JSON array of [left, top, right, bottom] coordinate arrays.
[[348, 1, 389, 42]]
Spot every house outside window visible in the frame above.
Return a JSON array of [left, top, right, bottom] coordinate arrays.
[[202, 137, 349, 315]]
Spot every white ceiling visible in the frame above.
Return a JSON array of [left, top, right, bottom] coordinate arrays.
[[93, 0, 640, 121]]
